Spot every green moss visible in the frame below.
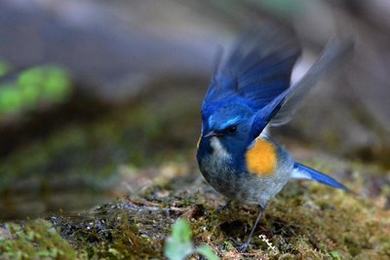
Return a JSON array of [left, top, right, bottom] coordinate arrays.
[[49, 206, 163, 259], [1, 154, 389, 258], [0, 219, 77, 259]]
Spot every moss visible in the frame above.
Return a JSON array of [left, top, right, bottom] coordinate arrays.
[[76, 156, 387, 259], [48, 203, 169, 259], [1, 154, 389, 259], [0, 219, 77, 259]]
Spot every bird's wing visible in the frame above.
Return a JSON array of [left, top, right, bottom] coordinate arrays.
[[201, 25, 301, 120], [249, 38, 353, 140], [269, 38, 354, 126]]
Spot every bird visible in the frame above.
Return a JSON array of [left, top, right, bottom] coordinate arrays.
[[196, 25, 352, 252]]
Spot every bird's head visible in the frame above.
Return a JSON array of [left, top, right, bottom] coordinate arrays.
[[199, 101, 254, 159]]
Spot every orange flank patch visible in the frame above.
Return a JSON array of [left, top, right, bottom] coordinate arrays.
[[245, 139, 277, 176]]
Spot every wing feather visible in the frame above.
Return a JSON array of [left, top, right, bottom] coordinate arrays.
[[270, 38, 354, 126], [202, 24, 301, 119]]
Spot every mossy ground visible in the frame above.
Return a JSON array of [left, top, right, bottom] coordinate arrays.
[[1, 154, 389, 259], [0, 87, 389, 259]]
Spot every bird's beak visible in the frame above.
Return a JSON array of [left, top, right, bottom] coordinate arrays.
[[203, 131, 219, 138]]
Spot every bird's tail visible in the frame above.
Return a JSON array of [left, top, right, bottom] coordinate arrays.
[[291, 162, 348, 191]]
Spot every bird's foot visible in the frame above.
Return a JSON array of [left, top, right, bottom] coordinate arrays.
[[237, 205, 265, 253], [238, 242, 249, 252]]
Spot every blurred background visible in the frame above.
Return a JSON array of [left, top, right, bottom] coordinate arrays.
[[0, 0, 389, 220]]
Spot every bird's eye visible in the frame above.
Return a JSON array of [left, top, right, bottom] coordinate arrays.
[[226, 125, 237, 134]]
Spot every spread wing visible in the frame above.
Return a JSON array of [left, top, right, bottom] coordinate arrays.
[[249, 38, 354, 139], [201, 23, 353, 143], [269, 38, 354, 126], [201, 25, 301, 120]]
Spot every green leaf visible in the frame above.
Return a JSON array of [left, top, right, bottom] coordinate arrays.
[[196, 245, 219, 260], [172, 218, 192, 243], [165, 219, 219, 260], [165, 218, 193, 260], [329, 251, 341, 260]]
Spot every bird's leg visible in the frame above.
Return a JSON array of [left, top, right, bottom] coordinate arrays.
[[238, 205, 265, 252]]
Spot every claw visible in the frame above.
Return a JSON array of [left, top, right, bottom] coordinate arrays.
[[238, 242, 249, 252]]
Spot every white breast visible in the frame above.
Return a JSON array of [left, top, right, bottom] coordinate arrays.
[[210, 137, 231, 161]]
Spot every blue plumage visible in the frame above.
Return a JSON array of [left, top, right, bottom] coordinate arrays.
[[293, 163, 348, 190], [202, 27, 301, 124], [197, 25, 352, 252]]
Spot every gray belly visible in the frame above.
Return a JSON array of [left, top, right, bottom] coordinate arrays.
[[199, 153, 292, 208]]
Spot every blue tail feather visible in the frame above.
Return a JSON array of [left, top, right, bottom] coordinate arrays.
[[293, 162, 347, 190]]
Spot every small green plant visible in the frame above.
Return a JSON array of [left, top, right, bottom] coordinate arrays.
[[329, 251, 342, 260], [164, 218, 219, 260], [0, 64, 71, 118]]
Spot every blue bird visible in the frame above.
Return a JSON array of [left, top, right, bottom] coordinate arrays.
[[196, 26, 352, 252]]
